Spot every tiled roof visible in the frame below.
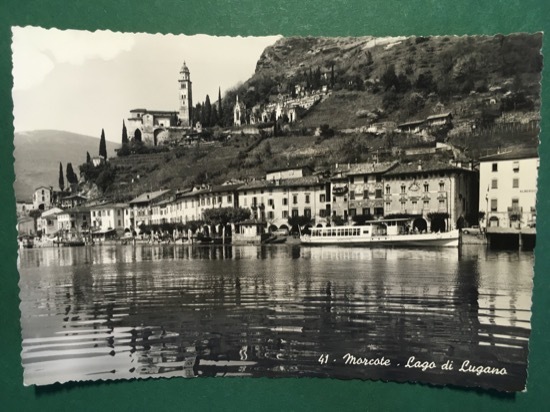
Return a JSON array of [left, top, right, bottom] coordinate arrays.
[[129, 189, 172, 204], [384, 161, 473, 176], [347, 161, 398, 176], [480, 147, 538, 162]]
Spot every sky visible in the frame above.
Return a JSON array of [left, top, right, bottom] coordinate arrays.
[[12, 27, 280, 142]]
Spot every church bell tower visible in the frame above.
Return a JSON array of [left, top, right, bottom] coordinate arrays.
[[178, 61, 192, 127]]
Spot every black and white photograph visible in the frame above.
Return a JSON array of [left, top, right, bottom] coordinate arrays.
[[13, 27, 542, 391]]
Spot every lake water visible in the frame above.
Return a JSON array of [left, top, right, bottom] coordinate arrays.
[[18, 244, 533, 391]]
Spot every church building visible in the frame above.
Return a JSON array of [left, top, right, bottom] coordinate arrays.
[[126, 62, 193, 146]]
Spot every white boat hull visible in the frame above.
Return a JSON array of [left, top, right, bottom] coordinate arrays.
[[301, 229, 460, 247]]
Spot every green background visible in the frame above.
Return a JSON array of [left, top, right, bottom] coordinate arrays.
[[1, 1, 549, 410]]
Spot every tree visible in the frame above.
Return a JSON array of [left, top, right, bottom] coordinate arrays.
[[86, 151, 91, 164], [66, 162, 78, 185], [381, 64, 398, 91], [203, 95, 212, 127], [121, 120, 128, 145], [330, 64, 335, 87], [203, 207, 251, 243], [217, 87, 223, 124], [287, 215, 313, 229], [99, 129, 107, 159], [58, 162, 64, 191]]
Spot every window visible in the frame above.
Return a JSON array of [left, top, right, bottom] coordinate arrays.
[[376, 175, 382, 183], [385, 185, 391, 195], [218, 196, 222, 204], [117, 210, 121, 216], [412, 200, 418, 210], [513, 178, 519, 188], [350, 191, 355, 200], [513, 161, 519, 172], [320, 194, 326, 203], [118, 220, 121, 226], [363, 208, 370, 215], [490, 198, 498, 212], [304, 208, 311, 218], [267, 211, 274, 219], [400, 200, 406, 211], [401, 184, 406, 194], [491, 179, 498, 189], [282, 211, 288, 218], [512, 198, 519, 208], [348, 208, 356, 217], [385, 202, 391, 211], [293, 195, 298, 205], [364, 176, 369, 183], [350, 177, 355, 184], [439, 182, 445, 191], [283, 198, 288, 206], [363, 190, 369, 199], [492, 163, 498, 172], [423, 200, 429, 208], [292, 209, 299, 217], [227, 195, 232, 203], [268, 198, 274, 206], [424, 183, 429, 192], [305, 194, 310, 204], [375, 189, 382, 199]]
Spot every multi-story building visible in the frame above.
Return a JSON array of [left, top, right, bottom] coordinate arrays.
[[90, 203, 128, 236], [56, 207, 91, 233], [32, 186, 52, 211], [129, 189, 172, 228], [331, 162, 398, 220], [38, 207, 64, 236], [383, 160, 478, 231], [479, 147, 538, 230], [237, 176, 330, 230]]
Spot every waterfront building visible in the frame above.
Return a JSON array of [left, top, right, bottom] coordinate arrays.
[[90, 203, 128, 238], [479, 147, 538, 230], [331, 162, 398, 220], [237, 175, 330, 231], [265, 166, 313, 180], [129, 189, 172, 228], [39, 207, 64, 236], [17, 216, 35, 236], [56, 207, 91, 233], [383, 160, 478, 231], [195, 183, 242, 220]]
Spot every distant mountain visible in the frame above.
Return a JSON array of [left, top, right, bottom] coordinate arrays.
[[13, 130, 119, 202]]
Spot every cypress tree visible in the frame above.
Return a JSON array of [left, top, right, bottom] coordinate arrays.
[[217, 87, 223, 124], [86, 151, 91, 164], [204, 95, 212, 127], [58, 162, 64, 191], [99, 129, 107, 159], [122, 120, 128, 145], [66, 163, 77, 185]]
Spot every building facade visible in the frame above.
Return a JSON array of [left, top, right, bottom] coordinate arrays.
[[479, 148, 538, 230], [33, 186, 52, 211], [383, 160, 478, 231], [90, 203, 128, 236]]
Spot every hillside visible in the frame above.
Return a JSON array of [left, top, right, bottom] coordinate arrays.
[[219, 34, 541, 130], [14, 130, 119, 201], [81, 34, 542, 202]]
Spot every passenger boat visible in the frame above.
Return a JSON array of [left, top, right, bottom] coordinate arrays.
[[300, 218, 460, 247]]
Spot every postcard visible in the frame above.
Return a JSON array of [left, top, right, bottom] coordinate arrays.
[[13, 27, 542, 391]]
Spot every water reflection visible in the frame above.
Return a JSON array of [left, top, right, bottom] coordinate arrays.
[[19, 244, 532, 390]]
